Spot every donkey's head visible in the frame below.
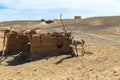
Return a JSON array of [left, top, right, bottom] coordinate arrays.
[[72, 39, 85, 46]]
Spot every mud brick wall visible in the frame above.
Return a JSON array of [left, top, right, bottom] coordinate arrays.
[[30, 34, 72, 58], [6, 33, 29, 55], [74, 16, 81, 19]]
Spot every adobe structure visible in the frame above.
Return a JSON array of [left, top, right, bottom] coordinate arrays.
[[74, 16, 81, 19], [3, 29, 82, 60]]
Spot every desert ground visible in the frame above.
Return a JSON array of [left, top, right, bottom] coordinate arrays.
[[0, 16, 120, 80]]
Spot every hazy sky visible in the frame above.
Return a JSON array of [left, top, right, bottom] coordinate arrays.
[[0, 0, 120, 21]]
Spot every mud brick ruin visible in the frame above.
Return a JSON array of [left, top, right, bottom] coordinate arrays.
[[30, 32, 72, 58], [5, 30, 74, 59], [6, 31, 30, 55]]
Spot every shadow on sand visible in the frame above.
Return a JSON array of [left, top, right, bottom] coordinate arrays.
[[55, 56, 75, 65], [6, 55, 29, 66], [0, 51, 93, 66], [3, 52, 73, 66]]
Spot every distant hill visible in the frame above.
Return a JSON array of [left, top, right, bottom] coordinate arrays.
[[0, 16, 120, 31]]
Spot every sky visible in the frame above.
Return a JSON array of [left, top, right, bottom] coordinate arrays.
[[0, 0, 120, 22]]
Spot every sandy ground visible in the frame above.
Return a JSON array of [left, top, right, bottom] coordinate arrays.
[[0, 17, 120, 80]]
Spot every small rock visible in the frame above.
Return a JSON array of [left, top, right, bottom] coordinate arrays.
[[34, 69, 37, 71], [114, 74, 118, 76], [67, 78, 70, 80], [113, 71, 117, 73], [16, 72, 20, 74], [83, 66, 85, 68], [90, 69, 93, 71]]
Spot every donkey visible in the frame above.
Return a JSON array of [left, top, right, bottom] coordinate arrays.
[[71, 39, 85, 57]]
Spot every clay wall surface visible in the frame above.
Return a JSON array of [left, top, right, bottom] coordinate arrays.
[[30, 34, 72, 58], [6, 32, 29, 55], [74, 16, 81, 19]]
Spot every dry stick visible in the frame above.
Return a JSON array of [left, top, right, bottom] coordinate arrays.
[[60, 14, 80, 56], [60, 14, 67, 33]]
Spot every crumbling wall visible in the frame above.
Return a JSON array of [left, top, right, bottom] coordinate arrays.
[[30, 33, 72, 58], [5, 30, 73, 58], [6, 32, 29, 55]]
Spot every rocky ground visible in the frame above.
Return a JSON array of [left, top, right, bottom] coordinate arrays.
[[0, 16, 120, 80]]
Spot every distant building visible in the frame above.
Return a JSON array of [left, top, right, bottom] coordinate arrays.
[[74, 16, 81, 19]]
